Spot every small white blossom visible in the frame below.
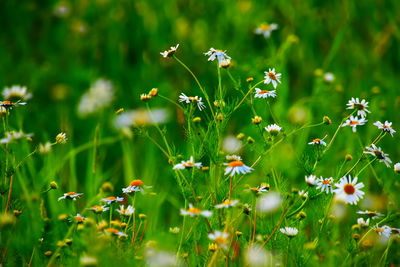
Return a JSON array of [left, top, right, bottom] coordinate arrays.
[[305, 175, 318, 186], [255, 23, 278, 39], [363, 144, 392, 168], [316, 177, 333, 194], [357, 218, 370, 227], [264, 68, 282, 89], [224, 155, 253, 176], [116, 205, 135, 216], [208, 231, 229, 249], [178, 93, 206, 111], [265, 124, 282, 136], [373, 121, 396, 136], [215, 200, 239, 209], [160, 44, 179, 58], [0, 131, 33, 144], [204, 48, 231, 66], [2, 85, 32, 101], [346, 98, 370, 118], [280, 227, 298, 237], [394, 163, 400, 173], [254, 88, 276, 99], [341, 116, 367, 132], [173, 156, 202, 170], [77, 79, 114, 117], [180, 204, 212, 217]]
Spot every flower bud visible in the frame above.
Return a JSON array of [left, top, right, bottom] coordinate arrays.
[[251, 116, 262, 125], [148, 88, 158, 97], [323, 116, 331, 125]]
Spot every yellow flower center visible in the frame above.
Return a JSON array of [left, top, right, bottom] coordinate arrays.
[[349, 121, 359, 125], [187, 207, 201, 214], [322, 180, 331, 184], [268, 72, 277, 80], [130, 180, 144, 187], [343, 184, 355, 194], [259, 90, 271, 94], [228, 161, 244, 167]]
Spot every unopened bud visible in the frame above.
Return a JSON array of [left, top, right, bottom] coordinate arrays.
[[323, 116, 331, 125], [345, 154, 353, 161], [252, 116, 262, 125], [246, 77, 254, 83], [148, 88, 158, 97]]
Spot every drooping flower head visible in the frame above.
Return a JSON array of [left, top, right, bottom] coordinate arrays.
[[160, 44, 179, 58], [363, 144, 392, 168], [2, 85, 32, 102], [215, 199, 239, 209], [58, 192, 83, 201], [305, 175, 318, 186], [308, 136, 327, 146], [204, 48, 231, 67], [373, 121, 396, 137], [116, 205, 135, 217], [254, 88, 276, 99], [100, 196, 124, 205], [178, 93, 206, 111], [122, 179, 145, 194]]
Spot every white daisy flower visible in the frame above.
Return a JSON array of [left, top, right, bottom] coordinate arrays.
[[116, 205, 135, 217], [100, 196, 124, 205], [38, 142, 52, 155], [341, 116, 367, 132], [0, 131, 33, 144], [356, 210, 384, 219], [374, 225, 392, 239], [373, 121, 396, 137], [208, 231, 229, 249], [204, 48, 231, 66], [180, 204, 212, 217], [254, 88, 277, 99], [316, 177, 333, 194], [58, 192, 83, 201], [305, 175, 318, 186], [357, 218, 370, 227], [215, 199, 239, 209], [224, 155, 253, 177], [178, 93, 206, 111], [255, 23, 278, 39], [72, 213, 86, 223], [264, 68, 282, 89], [88, 205, 109, 213], [105, 228, 128, 237], [2, 85, 32, 101], [394, 163, 400, 173], [346, 98, 370, 118], [280, 227, 298, 237], [0, 100, 26, 109], [265, 124, 282, 136], [249, 183, 270, 194], [173, 156, 202, 170], [308, 136, 327, 146], [363, 144, 392, 168], [160, 44, 179, 58], [122, 179, 145, 194], [333, 175, 364, 205]]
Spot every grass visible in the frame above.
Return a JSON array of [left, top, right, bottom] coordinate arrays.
[[0, 0, 400, 266]]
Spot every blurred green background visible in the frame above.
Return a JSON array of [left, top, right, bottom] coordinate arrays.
[[1, 0, 400, 265]]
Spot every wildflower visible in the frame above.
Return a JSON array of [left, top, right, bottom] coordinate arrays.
[[50, 182, 58, 190], [224, 155, 253, 177], [395, 163, 400, 173], [178, 93, 206, 111], [255, 23, 278, 38], [72, 214, 86, 223], [104, 228, 128, 237], [246, 77, 254, 83], [305, 175, 318, 186], [245, 245, 275, 267], [346, 98, 370, 118], [323, 115, 332, 125], [256, 192, 282, 213], [56, 133, 67, 144], [2, 85, 32, 101], [308, 136, 327, 146], [116, 205, 135, 217], [180, 204, 212, 217], [173, 156, 202, 170], [77, 79, 114, 117], [356, 210, 384, 219], [373, 121, 396, 136], [249, 183, 269, 195], [251, 116, 262, 125], [140, 94, 151, 101], [298, 190, 308, 198], [208, 231, 229, 249], [254, 88, 276, 98], [58, 192, 83, 201], [374, 225, 392, 239], [341, 116, 367, 132], [363, 144, 392, 167], [204, 48, 231, 66], [122, 179, 145, 194], [160, 44, 179, 58], [169, 227, 180, 234], [316, 177, 333, 194], [323, 73, 335, 83], [80, 255, 98, 267], [264, 68, 282, 89], [38, 142, 52, 155], [265, 124, 282, 136], [114, 108, 169, 129], [0, 100, 26, 109], [280, 227, 298, 237], [88, 205, 109, 214], [100, 196, 124, 205], [149, 88, 159, 97], [357, 218, 370, 227], [333, 175, 364, 205], [215, 199, 239, 209], [0, 131, 33, 144]]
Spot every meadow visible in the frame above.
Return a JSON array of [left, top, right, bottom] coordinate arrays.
[[1, 0, 400, 266]]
